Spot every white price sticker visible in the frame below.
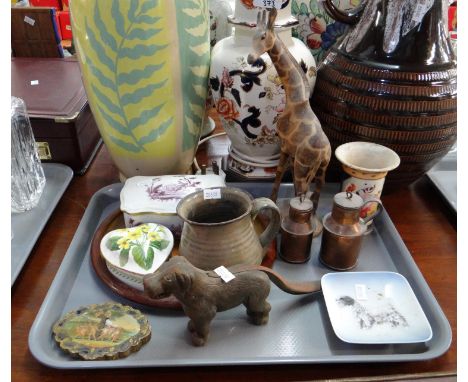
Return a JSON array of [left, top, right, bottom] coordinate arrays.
[[253, 0, 288, 9], [30, 80, 39, 86], [214, 266, 236, 283], [24, 16, 36, 26], [355, 284, 368, 301], [203, 188, 221, 200]]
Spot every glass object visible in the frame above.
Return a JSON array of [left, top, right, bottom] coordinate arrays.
[[11, 96, 45, 212]]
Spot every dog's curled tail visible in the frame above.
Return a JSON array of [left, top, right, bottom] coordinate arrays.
[[230, 264, 321, 295]]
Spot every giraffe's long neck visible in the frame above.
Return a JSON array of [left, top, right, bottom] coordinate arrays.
[[268, 33, 310, 105]]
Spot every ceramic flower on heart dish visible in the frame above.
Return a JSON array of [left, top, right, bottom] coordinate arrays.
[[100, 223, 174, 288]]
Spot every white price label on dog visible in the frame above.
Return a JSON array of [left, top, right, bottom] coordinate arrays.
[[214, 266, 235, 283], [203, 188, 221, 200], [253, 0, 288, 9]]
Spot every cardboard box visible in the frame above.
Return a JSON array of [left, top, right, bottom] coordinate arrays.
[[30, 0, 61, 9], [58, 11, 72, 40]]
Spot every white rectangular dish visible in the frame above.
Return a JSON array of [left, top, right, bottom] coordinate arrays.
[[321, 272, 433, 344]]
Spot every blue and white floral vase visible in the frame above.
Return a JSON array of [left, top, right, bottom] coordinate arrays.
[[209, 0, 316, 179]]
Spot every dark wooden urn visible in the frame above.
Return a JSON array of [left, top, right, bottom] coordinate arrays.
[[311, 0, 457, 187]]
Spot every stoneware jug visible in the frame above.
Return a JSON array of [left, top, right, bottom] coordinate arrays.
[[71, 0, 210, 179], [177, 187, 281, 270], [311, 0, 457, 187]]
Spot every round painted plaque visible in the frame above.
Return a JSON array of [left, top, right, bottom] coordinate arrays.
[[52, 302, 151, 360]]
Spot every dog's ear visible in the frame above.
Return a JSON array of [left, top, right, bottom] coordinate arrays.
[[175, 272, 192, 291]]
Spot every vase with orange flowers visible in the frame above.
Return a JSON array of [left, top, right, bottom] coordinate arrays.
[[209, 0, 316, 179]]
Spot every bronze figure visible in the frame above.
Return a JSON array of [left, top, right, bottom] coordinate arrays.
[[143, 256, 321, 346]]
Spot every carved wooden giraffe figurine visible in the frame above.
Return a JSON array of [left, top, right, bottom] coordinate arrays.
[[247, 9, 331, 213]]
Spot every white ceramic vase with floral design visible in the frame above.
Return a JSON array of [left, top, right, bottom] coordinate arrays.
[[209, 0, 316, 179]]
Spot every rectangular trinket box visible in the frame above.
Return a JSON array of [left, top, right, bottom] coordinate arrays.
[[120, 175, 226, 239]]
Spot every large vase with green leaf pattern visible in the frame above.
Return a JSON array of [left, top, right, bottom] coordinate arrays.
[[71, 0, 210, 178]]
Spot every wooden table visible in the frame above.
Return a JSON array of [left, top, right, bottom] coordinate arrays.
[[12, 114, 457, 381]]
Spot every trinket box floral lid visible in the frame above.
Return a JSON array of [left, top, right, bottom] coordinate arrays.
[[100, 223, 174, 280], [120, 175, 226, 215]]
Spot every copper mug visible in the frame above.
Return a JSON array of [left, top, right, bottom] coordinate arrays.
[[319, 192, 383, 271], [177, 187, 281, 270]]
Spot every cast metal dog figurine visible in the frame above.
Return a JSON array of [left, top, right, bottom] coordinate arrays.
[[143, 256, 321, 346]]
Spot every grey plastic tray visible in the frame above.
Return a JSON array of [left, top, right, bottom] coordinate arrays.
[[427, 149, 457, 212], [29, 183, 451, 369], [11, 163, 73, 285]]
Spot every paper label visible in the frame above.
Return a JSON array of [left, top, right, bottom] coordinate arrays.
[[214, 266, 235, 283], [203, 188, 221, 200], [24, 16, 35, 26], [253, 0, 288, 9], [355, 284, 368, 300], [30, 80, 39, 86]]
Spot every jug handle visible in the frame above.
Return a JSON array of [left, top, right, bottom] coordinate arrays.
[[251, 197, 281, 250], [322, 0, 365, 25]]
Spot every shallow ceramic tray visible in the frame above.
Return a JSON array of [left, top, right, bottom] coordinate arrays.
[[426, 150, 457, 212], [321, 272, 432, 344], [11, 163, 73, 286], [28, 183, 451, 368]]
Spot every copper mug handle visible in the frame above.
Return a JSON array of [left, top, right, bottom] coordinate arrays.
[[250, 197, 281, 250]]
